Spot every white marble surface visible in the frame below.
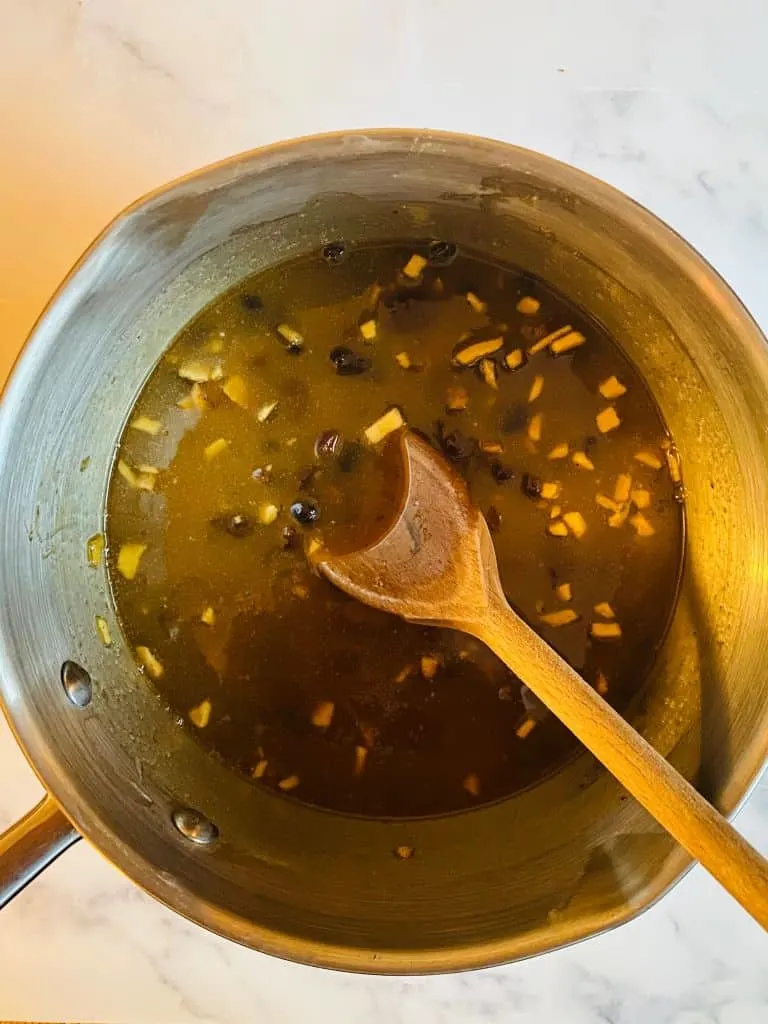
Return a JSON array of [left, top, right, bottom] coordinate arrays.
[[1, 0, 767, 1020]]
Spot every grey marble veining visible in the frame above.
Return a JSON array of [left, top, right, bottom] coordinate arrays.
[[0, 0, 767, 1020]]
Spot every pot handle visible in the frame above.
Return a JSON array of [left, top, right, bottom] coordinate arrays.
[[0, 795, 80, 908]]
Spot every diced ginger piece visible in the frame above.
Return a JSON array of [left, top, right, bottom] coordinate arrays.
[[540, 481, 561, 500], [594, 602, 615, 619], [395, 351, 411, 369], [548, 443, 569, 460], [276, 324, 304, 349], [95, 615, 112, 647], [563, 511, 587, 538], [420, 655, 440, 680], [504, 348, 525, 371], [252, 759, 268, 779], [596, 671, 609, 695], [117, 460, 138, 488], [665, 447, 682, 483], [402, 253, 427, 279], [516, 296, 541, 315], [465, 290, 487, 314], [394, 664, 414, 684], [135, 472, 157, 492], [596, 406, 621, 434], [550, 330, 586, 356], [547, 520, 568, 537], [200, 606, 216, 625], [278, 774, 300, 791], [365, 406, 405, 445], [634, 450, 663, 470], [117, 542, 147, 580], [258, 503, 279, 525], [596, 493, 620, 512], [452, 336, 503, 367], [204, 438, 229, 461], [354, 745, 368, 775], [179, 359, 218, 383], [479, 441, 504, 454], [516, 718, 537, 739], [394, 845, 414, 860], [306, 536, 323, 557], [555, 582, 573, 602], [528, 375, 544, 403], [360, 319, 377, 342], [256, 400, 279, 423], [479, 358, 498, 390], [87, 533, 104, 567], [599, 375, 627, 400], [608, 504, 631, 529], [222, 375, 248, 408], [178, 382, 208, 411], [311, 700, 335, 728], [590, 621, 622, 639], [189, 698, 212, 729], [445, 386, 469, 412], [631, 488, 651, 510], [549, 505, 562, 519], [136, 645, 163, 679], [130, 416, 162, 436], [614, 473, 632, 504], [463, 772, 481, 796], [630, 512, 656, 537], [572, 451, 595, 471], [528, 324, 572, 355], [540, 608, 579, 627], [527, 413, 543, 443]]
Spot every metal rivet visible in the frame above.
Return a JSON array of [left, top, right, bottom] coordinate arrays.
[[61, 661, 92, 707], [172, 808, 219, 845]]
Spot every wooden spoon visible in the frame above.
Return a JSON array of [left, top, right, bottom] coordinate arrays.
[[317, 431, 768, 930]]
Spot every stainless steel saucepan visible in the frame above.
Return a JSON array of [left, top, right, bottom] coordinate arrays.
[[1, 131, 766, 972]]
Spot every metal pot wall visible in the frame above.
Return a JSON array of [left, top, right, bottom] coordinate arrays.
[[0, 131, 766, 973]]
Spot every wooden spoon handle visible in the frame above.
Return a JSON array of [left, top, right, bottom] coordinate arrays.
[[474, 597, 768, 930]]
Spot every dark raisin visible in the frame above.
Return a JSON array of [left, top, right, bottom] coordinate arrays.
[[490, 461, 515, 484], [438, 428, 475, 462], [485, 506, 502, 533], [241, 293, 263, 311], [297, 465, 320, 491], [521, 474, 542, 500], [322, 241, 347, 265], [315, 429, 342, 458], [427, 241, 458, 266], [583, 434, 598, 453], [213, 513, 254, 538], [337, 440, 362, 473], [281, 525, 298, 550], [290, 500, 320, 526], [329, 346, 372, 376], [501, 404, 528, 434]]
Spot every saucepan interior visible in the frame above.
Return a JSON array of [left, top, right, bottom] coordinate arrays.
[[0, 131, 767, 972]]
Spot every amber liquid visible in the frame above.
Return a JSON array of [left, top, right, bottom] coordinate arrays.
[[105, 242, 684, 817]]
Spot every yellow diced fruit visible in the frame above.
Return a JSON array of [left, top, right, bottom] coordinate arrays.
[[278, 775, 300, 791], [136, 645, 164, 679], [395, 351, 412, 369], [665, 447, 682, 483], [354, 746, 368, 775], [614, 473, 632, 504], [117, 460, 138, 488], [550, 330, 586, 356], [555, 583, 572, 602], [504, 348, 525, 371], [402, 253, 427, 279], [572, 451, 595, 471], [394, 845, 414, 860], [547, 520, 568, 537], [540, 608, 579, 627], [466, 291, 487, 314], [590, 621, 622, 639], [548, 443, 569, 460], [258, 503, 279, 525], [360, 319, 377, 342], [516, 718, 537, 739], [445, 386, 469, 412], [596, 494, 620, 512], [608, 504, 631, 529], [630, 512, 656, 537], [204, 438, 229, 461], [596, 671, 609, 695], [479, 358, 498, 390], [528, 324, 572, 355], [179, 359, 218, 383], [311, 700, 335, 728], [479, 441, 504, 454], [276, 324, 304, 349], [135, 472, 157, 492], [306, 536, 323, 557], [563, 511, 587, 538], [86, 533, 104, 567], [540, 481, 561, 501], [117, 542, 147, 580], [599, 375, 627, 400], [516, 296, 541, 315], [463, 772, 481, 796], [452, 337, 503, 366], [549, 505, 562, 519], [130, 416, 162, 436], [594, 602, 615, 619], [222, 375, 248, 408], [528, 375, 544, 403], [95, 615, 112, 647], [365, 406, 405, 445], [256, 400, 279, 423], [200, 606, 216, 626], [420, 655, 440, 680], [189, 698, 212, 729], [252, 759, 268, 779], [178, 382, 208, 411], [634, 450, 663, 470], [596, 406, 621, 434], [631, 488, 651, 510], [527, 413, 543, 443]]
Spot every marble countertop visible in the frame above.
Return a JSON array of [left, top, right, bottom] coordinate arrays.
[[1, 1, 767, 1021]]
